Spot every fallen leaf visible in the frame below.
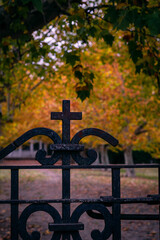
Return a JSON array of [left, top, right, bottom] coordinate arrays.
[[43, 229, 50, 235]]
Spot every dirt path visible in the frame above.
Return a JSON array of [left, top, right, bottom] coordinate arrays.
[[0, 160, 159, 240]]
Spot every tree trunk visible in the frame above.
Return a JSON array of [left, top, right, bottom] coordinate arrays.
[[124, 145, 135, 177], [99, 145, 105, 164], [94, 147, 100, 165], [98, 145, 110, 170], [104, 145, 110, 165], [0, 104, 3, 149]]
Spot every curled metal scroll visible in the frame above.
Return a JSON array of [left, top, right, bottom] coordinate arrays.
[[35, 149, 62, 165], [18, 203, 62, 240], [71, 128, 118, 165], [70, 203, 113, 240], [0, 128, 62, 165]]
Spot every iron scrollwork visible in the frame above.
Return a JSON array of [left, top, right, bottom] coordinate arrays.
[[18, 204, 62, 240], [70, 203, 113, 240], [0, 127, 62, 164], [71, 128, 118, 165], [0, 100, 119, 240]]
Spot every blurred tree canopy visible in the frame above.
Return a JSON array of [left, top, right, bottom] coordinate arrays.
[[0, 0, 160, 104], [1, 41, 159, 159]]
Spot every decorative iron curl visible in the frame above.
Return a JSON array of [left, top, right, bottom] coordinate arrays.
[[0, 128, 62, 165], [70, 203, 113, 240], [18, 203, 62, 240], [35, 149, 62, 165], [71, 128, 118, 165]]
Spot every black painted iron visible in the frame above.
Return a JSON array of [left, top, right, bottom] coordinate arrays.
[[0, 100, 159, 240]]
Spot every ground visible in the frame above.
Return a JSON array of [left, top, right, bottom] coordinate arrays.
[[0, 159, 159, 240]]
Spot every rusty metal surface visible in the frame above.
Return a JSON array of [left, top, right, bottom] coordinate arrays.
[[0, 100, 159, 240]]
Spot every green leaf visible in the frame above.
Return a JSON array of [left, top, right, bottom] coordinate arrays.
[[88, 26, 97, 37], [89, 72, 94, 82], [39, 47, 47, 57], [32, 0, 43, 13], [64, 52, 80, 67], [104, 6, 118, 24], [130, 9, 144, 29], [74, 71, 83, 80], [117, 10, 130, 30], [76, 90, 90, 101], [146, 10, 160, 35], [77, 27, 86, 35], [101, 31, 114, 46], [21, 0, 31, 4], [135, 63, 144, 74], [128, 40, 143, 64], [30, 45, 39, 60]]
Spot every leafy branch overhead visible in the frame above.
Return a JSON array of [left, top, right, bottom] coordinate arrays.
[[1, 0, 160, 101]]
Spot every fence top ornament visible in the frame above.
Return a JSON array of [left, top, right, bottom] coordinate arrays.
[[51, 99, 82, 144], [0, 100, 118, 165]]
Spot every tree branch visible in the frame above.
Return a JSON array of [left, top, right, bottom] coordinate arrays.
[[85, 4, 111, 13], [134, 121, 147, 135], [156, 75, 160, 95]]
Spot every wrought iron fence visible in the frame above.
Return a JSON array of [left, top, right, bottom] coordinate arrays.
[[0, 100, 159, 240]]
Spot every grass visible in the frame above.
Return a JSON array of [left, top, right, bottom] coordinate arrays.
[[120, 168, 158, 180], [0, 167, 158, 183], [0, 170, 10, 181], [72, 168, 158, 181], [19, 170, 47, 182], [135, 168, 158, 180], [0, 169, 47, 182]]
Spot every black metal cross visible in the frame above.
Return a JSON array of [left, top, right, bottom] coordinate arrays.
[[51, 100, 82, 143], [51, 100, 82, 240]]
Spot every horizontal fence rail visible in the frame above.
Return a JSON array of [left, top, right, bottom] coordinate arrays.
[[0, 163, 159, 169]]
